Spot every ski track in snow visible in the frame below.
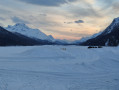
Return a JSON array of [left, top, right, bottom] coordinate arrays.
[[0, 46, 119, 90]]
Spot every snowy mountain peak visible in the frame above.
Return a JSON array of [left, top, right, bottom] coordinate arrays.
[[14, 23, 29, 29], [5, 23, 54, 41], [15, 23, 26, 26], [103, 17, 119, 34], [114, 17, 119, 22], [112, 17, 119, 26]]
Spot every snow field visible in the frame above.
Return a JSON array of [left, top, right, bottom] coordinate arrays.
[[0, 45, 119, 90]]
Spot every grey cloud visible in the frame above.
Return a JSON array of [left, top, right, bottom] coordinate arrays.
[[11, 16, 29, 24], [97, 0, 114, 6], [17, 15, 62, 29], [0, 17, 5, 20], [112, 2, 119, 12], [18, 0, 77, 6], [64, 22, 73, 24], [96, 0, 118, 9], [75, 20, 84, 23], [39, 13, 47, 16], [64, 20, 84, 24], [0, 23, 4, 27], [77, 8, 101, 18], [68, 3, 102, 18], [0, 8, 12, 14]]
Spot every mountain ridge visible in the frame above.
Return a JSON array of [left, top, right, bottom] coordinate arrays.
[[80, 17, 119, 46], [0, 26, 54, 46], [5, 23, 54, 41]]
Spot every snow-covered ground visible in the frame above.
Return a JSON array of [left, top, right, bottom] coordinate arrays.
[[0, 45, 119, 90]]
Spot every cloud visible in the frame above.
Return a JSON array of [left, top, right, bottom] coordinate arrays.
[[0, 23, 4, 26], [0, 8, 12, 14], [64, 22, 73, 24], [0, 17, 5, 20], [97, 0, 114, 6], [96, 0, 118, 9], [112, 2, 119, 13], [11, 16, 29, 24], [18, 0, 77, 6], [64, 20, 84, 24], [75, 20, 84, 23], [67, 2, 102, 18], [39, 13, 47, 16]]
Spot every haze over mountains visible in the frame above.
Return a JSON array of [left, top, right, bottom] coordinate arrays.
[[0, 17, 119, 46]]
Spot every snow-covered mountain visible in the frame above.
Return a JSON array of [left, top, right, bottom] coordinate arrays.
[[5, 23, 72, 45], [73, 31, 102, 44], [0, 26, 54, 46], [81, 17, 119, 46], [5, 23, 54, 41]]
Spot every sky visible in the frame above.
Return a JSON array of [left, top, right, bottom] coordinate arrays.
[[0, 0, 119, 40]]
